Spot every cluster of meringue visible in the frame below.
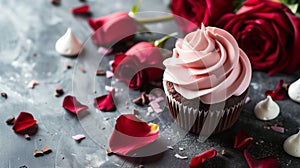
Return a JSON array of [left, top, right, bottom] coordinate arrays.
[[254, 78, 300, 158]]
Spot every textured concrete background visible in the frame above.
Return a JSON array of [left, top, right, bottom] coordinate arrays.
[[0, 0, 299, 167]]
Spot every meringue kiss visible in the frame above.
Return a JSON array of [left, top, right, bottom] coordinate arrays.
[[283, 130, 300, 158], [288, 78, 300, 103], [55, 28, 83, 56], [254, 96, 280, 120]]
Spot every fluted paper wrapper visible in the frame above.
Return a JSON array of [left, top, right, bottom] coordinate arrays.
[[164, 82, 246, 134]]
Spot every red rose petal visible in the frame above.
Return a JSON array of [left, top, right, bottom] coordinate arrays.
[[109, 114, 159, 155], [70, 4, 90, 14], [12, 112, 37, 134], [62, 95, 88, 114], [189, 149, 217, 168], [94, 91, 116, 112], [244, 150, 279, 168], [112, 53, 127, 72], [265, 80, 285, 100], [234, 131, 253, 151]]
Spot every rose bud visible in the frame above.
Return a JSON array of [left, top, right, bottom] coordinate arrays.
[[112, 42, 164, 90], [88, 12, 137, 46]]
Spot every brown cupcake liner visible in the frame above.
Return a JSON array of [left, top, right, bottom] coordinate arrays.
[[163, 82, 246, 134]]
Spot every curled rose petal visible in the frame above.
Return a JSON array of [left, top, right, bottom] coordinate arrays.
[[244, 150, 279, 168], [94, 91, 116, 112], [88, 12, 136, 46], [62, 95, 88, 114], [189, 149, 217, 168], [112, 53, 127, 72], [109, 114, 159, 155], [70, 5, 90, 14], [12, 112, 37, 135], [234, 131, 253, 151], [265, 80, 286, 100]]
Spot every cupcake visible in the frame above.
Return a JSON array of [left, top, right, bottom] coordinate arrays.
[[163, 24, 252, 134]]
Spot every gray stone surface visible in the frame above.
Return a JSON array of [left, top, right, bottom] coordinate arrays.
[[0, 0, 299, 167]]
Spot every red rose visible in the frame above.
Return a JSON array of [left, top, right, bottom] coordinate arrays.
[[88, 12, 137, 46], [170, 0, 233, 34], [217, 0, 300, 75], [112, 42, 164, 90]]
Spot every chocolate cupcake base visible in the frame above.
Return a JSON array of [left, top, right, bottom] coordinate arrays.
[[164, 81, 248, 135]]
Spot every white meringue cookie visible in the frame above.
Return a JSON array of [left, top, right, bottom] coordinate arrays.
[[288, 78, 300, 103], [55, 28, 82, 56], [254, 96, 280, 120], [283, 130, 300, 157]]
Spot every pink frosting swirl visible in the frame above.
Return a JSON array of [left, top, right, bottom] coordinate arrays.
[[163, 25, 252, 104]]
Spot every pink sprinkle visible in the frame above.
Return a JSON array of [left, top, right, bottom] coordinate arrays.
[[245, 97, 251, 104], [106, 71, 114, 78], [72, 134, 86, 141], [148, 94, 156, 101], [150, 101, 160, 109], [151, 96, 164, 103], [27, 80, 39, 89], [174, 154, 188, 160], [105, 85, 117, 92], [156, 97, 165, 103], [153, 107, 163, 113], [98, 47, 112, 55], [271, 126, 285, 133]]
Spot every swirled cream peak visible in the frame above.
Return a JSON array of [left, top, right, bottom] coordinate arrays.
[[55, 28, 82, 56], [288, 78, 300, 103], [163, 24, 252, 104], [283, 130, 300, 157], [254, 96, 280, 120]]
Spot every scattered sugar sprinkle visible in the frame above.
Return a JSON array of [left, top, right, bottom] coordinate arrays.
[[245, 97, 251, 104], [167, 146, 174, 150], [109, 60, 114, 70], [174, 154, 188, 160], [105, 85, 117, 92], [98, 47, 112, 55], [72, 134, 86, 142], [271, 125, 285, 133], [106, 71, 114, 78], [27, 80, 39, 89], [179, 147, 184, 151]]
